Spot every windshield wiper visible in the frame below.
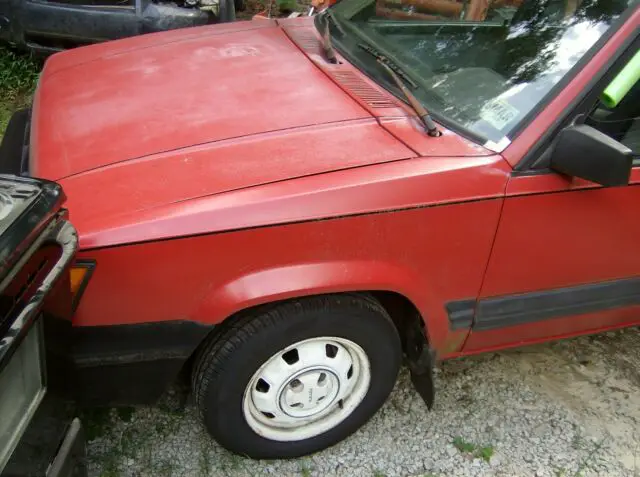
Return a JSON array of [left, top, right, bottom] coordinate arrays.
[[358, 43, 440, 137], [320, 11, 344, 64], [357, 43, 417, 88], [321, 20, 338, 64], [377, 59, 440, 137]]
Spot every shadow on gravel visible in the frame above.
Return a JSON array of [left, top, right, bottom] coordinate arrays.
[[85, 327, 640, 477]]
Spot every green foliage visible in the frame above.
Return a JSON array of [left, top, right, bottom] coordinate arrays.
[[80, 407, 114, 441], [452, 436, 476, 453], [0, 47, 41, 138], [452, 436, 495, 463], [276, 0, 298, 12], [298, 458, 314, 477], [0, 47, 40, 99], [476, 445, 495, 463]]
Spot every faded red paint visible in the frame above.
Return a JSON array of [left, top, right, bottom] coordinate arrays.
[[29, 8, 640, 359], [31, 24, 369, 179]]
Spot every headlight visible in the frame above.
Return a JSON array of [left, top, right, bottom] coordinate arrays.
[[0, 321, 46, 472]]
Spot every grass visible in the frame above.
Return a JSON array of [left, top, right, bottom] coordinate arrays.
[[452, 436, 495, 463], [475, 445, 495, 463], [300, 466, 312, 477], [298, 458, 314, 476], [80, 407, 114, 441], [0, 47, 40, 92], [0, 46, 41, 138]]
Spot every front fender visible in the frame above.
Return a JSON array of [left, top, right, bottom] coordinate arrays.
[[191, 259, 450, 348]]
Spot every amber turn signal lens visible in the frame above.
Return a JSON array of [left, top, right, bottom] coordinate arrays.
[[69, 261, 96, 312], [70, 267, 89, 295]]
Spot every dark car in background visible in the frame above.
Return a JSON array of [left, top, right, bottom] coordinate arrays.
[[0, 0, 240, 55], [0, 126, 85, 477]]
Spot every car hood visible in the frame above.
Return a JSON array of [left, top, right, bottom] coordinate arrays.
[[30, 20, 372, 180], [29, 19, 495, 246]]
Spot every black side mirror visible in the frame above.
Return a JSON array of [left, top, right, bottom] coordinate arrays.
[[549, 124, 633, 187]]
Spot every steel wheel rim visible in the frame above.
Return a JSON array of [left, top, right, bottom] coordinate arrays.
[[242, 336, 371, 442]]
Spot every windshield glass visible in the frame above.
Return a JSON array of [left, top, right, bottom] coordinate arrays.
[[322, 0, 637, 144]]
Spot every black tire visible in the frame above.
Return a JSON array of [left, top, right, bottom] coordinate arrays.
[[192, 294, 402, 459]]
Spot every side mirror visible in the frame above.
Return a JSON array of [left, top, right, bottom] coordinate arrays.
[[549, 124, 633, 187]]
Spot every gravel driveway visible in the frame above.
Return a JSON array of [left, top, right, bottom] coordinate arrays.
[[86, 327, 640, 477]]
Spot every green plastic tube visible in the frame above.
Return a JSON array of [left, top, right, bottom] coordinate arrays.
[[601, 50, 640, 108]]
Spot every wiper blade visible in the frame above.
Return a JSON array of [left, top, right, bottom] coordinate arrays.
[[322, 20, 338, 64], [358, 44, 440, 137], [324, 10, 346, 35], [320, 11, 344, 64], [379, 60, 441, 137], [357, 43, 417, 88]]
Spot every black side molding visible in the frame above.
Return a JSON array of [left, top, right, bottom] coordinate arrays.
[[447, 276, 640, 332], [445, 299, 475, 330]]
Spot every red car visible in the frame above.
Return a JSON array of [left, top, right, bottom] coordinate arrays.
[[1, 0, 638, 460]]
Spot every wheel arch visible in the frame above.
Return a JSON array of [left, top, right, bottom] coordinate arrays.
[[180, 289, 431, 386], [191, 260, 435, 325], [175, 260, 447, 391], [369, 290, 430, 350], [188, 260, 438, 344]]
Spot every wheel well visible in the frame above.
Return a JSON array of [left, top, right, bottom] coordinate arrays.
[[368, 291, 429, 352], [175, 291, 428, 389]]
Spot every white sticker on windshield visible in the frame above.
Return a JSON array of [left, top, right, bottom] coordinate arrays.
[[480, 99, 519, 131]]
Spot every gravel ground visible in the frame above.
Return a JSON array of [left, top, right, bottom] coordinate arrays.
[[86, 327, 640, 477]]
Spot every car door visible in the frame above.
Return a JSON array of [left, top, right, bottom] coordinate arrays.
[[462, 27, 640, 353]]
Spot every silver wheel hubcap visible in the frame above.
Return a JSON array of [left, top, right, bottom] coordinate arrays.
[[280, 369, 340, 418], [242, 337, 371, 442]]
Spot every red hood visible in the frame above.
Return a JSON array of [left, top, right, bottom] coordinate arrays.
[[29, 19, 495, 246], [31, 20, 371, 180]]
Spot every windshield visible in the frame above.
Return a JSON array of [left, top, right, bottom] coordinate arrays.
[[321, 0, 637, 144]]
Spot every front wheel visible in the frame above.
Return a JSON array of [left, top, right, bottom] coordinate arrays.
[[192, 295, 401, 458]]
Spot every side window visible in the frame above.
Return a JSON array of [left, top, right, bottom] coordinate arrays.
[[584, 78, 640, 163]]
